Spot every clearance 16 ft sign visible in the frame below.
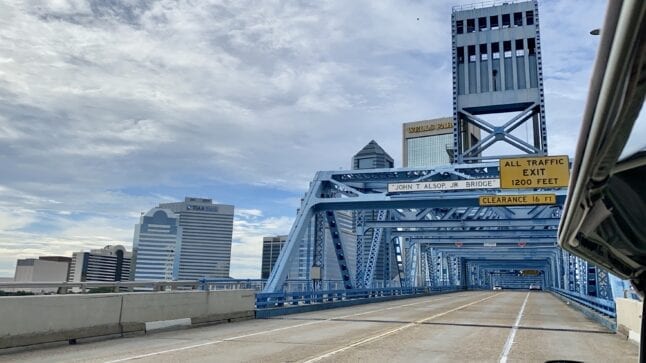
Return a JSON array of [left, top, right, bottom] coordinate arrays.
[[499, 155, 570, 189]]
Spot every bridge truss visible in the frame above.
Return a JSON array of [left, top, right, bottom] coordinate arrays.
[[262, 0, 629, 308], [263, 163, 621, 304]]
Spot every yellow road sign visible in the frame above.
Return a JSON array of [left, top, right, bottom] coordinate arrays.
[[479, 193, 556, 206], [499, 155, 569, 189]]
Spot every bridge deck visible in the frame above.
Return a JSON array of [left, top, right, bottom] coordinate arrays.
[[1, 291, 637, 362]]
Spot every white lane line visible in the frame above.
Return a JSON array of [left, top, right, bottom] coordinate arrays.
[[499, 292, 530, 363], [105, 292, 480, 363], [301, 293, 500, 363]]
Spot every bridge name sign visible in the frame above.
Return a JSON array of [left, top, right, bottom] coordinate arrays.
[[388, 178, 500, 192]]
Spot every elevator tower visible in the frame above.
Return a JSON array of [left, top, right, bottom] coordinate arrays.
[[452, 0, 547, 162]]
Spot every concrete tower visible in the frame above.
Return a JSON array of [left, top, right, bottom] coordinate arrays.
[[452, 0, 547, 162]]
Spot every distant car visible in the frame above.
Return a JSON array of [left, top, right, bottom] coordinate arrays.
[[492, 285, 502, 291], [529, 284, 541, 291]]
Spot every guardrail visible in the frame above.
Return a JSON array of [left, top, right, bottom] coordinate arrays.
[[0, 280, 204, 294], [0, 279, 361, 295], [256, 286, 459, 309], [550, 287, 616, 318]]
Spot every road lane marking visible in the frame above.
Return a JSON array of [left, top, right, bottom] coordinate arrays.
[[301, 293, 500, 363], [105, 292, 483, 362], [499, 292, 530, 363]]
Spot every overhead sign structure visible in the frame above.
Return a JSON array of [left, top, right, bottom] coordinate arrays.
[[388, 178, 500, 193], [499, 155, 570, 189], [479, 193, 556, 206]]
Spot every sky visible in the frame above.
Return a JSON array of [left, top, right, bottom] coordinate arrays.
[[0, 0, 609, 278]]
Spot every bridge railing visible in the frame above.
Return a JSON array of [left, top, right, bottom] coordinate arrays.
[[255, 286, 461, 309], [550, 287, 616, 318], [0, 280, 202, 294], [0, 279, 368, 295], [1, 279, 266, 294]]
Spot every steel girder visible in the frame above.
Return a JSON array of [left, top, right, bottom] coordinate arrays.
[[324, 211, 353, 289], [355, 211, 366, 288], [392, 230, 555, 239], [365, 218, 559, 228], [363, 210, 387, 287], [263, 165, 567, 293], [393, 237, 404, 286]]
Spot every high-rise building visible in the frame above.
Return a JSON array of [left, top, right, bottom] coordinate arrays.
[[352, 140, 394, 170], [132, 208, 181, 280], [158, 197, 234, 279], [261, 235, 287, 279], [403, 117, 480, 167], [403, 118, 454, 167], [13, 256, 71, 293], [68, 245, 132, 283]]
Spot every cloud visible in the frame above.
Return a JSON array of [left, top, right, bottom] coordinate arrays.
[[235, 208, 263, 219], [230, 214, 294, 278], [0, 0, 609, 277]]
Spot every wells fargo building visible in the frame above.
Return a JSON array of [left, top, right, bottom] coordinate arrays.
[[402, 117, 479, 167]]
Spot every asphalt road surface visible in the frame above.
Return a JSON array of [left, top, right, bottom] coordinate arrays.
[[0, 291, 638, 362]]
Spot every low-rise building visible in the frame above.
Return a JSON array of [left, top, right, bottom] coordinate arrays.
[[68, 245, 132, 283], [13, 256, 71, 293]]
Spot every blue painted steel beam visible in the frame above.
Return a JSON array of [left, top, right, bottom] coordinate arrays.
[[408, 237, 556, 244], [365, 218, 560, 228], [392, 230, 556, 239], [325, 211, 353, 289], [264, 164, 567, 293], [312, 194, 567, 211]]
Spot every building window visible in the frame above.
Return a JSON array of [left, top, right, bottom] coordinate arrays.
[[466, 18, 475, 33], [456, 20, 464, 34], [502, 14, 510, 28], [513, 12, 523, 27], [468, 45, 476, 62], [515, 39, 525, 56], [527, 38, 536, 55], [407, 134, 453, 167], [490, 15, 499, 30], [503, 41, 512, 58], [357, 158, 373, 169], [457, 46, 465, 63], [492, 42, 500, 59], [480, 44, 488, 61], [526, 11, 534, 25], [478, 17, 487, 31]]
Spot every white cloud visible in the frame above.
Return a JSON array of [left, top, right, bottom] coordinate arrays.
[[0, 0, 609, 277], [235, 208, 263, 219], [230, 214, 293, 278]]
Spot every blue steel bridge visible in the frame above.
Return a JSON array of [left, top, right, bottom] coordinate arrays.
[[260, 161, 623, 306]]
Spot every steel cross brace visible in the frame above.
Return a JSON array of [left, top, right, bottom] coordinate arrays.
[[459, 104, 544, 161]]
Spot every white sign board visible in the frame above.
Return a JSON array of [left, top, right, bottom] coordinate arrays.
[[388, 178, 500, 193], [483, 242, 497, 247]]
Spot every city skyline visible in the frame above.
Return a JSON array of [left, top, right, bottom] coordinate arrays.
[[0, 0, 610, 278]]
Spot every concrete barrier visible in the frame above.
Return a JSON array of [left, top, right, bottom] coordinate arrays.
[[0, 290, 255, 349], [616, 298, 642, 344]]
